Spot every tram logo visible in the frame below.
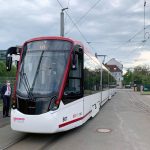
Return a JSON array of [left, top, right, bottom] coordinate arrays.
[[13, 117, 25, 123]]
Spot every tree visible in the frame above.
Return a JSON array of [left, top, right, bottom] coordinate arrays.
[[0, 61, 17, 88], [133, 65, 150, 84], [0, 61, 16, 77], [123, 69, 133, 85], [123, 65, 150, 86]]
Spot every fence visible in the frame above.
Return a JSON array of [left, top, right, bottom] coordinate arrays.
[[143, 84, 150, 91]]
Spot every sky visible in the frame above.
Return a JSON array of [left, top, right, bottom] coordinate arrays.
[[0, 0, 150, 73]]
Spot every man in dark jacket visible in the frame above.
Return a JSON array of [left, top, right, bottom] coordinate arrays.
[[1, 80, 11, 118]]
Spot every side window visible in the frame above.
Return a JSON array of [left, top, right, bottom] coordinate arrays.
[[102, 69, 109, 90], [62, 47, 83, 104], [84, 54, 101, 96], [109, 73, 116, 88]]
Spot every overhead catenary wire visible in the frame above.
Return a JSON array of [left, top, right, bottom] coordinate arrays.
[[86, 25, 150, 52], [64, 0, 71, 26], [87, 28, 146, 61], [87, 0, 150, 51], [56, 0, 63, 8], [57, 0, 149, 49], [112, 25, 150, 51], [56, 0, 150, 68], [67, 0, 71, 7], [87, 24, 150, 67], [56, 0, 89, 43], [65, 0, 103, 35], [88, 29, 149, 66]]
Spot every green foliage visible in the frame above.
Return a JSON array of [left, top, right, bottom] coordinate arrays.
[[133, 65, 150, 84], [0, 61, 16, 77], [123, 69, 133, 85], [123, 65, 150, 85], [0, 61, 16, 90]]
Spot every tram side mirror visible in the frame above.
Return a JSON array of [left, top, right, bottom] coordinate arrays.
[[72, 52, 77, 70], [6, 46, 21, 71], [6, 55, 12, 71]]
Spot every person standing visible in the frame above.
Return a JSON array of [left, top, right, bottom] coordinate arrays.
[[140, 85, 144, 94], [1, 80, 11, 118]]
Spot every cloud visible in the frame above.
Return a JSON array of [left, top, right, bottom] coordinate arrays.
[[133, 50, 150, 66], [0, 0, 149, 70]]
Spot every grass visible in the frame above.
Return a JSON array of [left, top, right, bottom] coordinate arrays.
[[141, 91, 150, 95]]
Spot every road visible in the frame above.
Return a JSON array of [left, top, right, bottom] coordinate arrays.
[[1, 89, 150, 150]]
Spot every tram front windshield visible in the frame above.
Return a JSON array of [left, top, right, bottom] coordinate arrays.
[[17, 40, 72, 98]]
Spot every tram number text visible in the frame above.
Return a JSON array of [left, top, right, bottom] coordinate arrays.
[[63, 116, 68, 122], [92, 104, 97, 109], [73, 112, 82, 118]]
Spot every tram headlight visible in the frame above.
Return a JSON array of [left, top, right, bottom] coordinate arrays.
[[11, 100, 17, 109], [12, 103, 16, 109], [48, 96, 59, 111], [11, 94, 17, 109]]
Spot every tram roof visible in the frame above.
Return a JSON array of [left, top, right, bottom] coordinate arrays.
[[24, 36, 109, 72], [25, 36, 82, 45]]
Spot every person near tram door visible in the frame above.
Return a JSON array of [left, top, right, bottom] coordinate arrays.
[[1, 80, 11, 118]]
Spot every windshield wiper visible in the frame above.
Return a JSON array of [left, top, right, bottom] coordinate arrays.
[[20, 61, 35, 101], [24, 72, 34, 100], [20, 72, 34, 101], [31, 50, 44, 90]]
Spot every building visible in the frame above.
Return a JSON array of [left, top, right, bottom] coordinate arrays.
[[105, 58, 123, 88], [0, 50, 6, 60]]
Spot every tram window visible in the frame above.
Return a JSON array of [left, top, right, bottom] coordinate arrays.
[[64, 78, 81, 95], [84, 54, 101, 96], [62, 48, 83, 104], [70, 55, 81, 78], [102, 69, 109, 90]]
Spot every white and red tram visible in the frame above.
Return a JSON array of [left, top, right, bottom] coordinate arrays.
[[6, 36, 116, 133]]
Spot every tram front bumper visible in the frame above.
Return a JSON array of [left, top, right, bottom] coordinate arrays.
[[11, 109, 58, 133]]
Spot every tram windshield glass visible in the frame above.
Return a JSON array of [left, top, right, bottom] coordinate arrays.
[[17, 40, 72, 98]]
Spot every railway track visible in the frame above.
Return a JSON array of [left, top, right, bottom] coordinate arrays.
[[1, 134, 28, 150], [5, 129, 78, 150]]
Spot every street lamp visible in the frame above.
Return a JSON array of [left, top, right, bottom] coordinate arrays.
[[60, 7, 68, 37]]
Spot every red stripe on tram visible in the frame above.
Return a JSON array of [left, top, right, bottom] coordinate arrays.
[[59, 111, 92, 128]]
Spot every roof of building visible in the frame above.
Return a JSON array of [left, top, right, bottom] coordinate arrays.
[[105, 64, 122, 73], [106, 58, 123, 71], [106, 58, 122, 65]]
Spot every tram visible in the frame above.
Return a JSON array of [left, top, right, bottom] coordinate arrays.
[[6, 36, 116, 133]]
